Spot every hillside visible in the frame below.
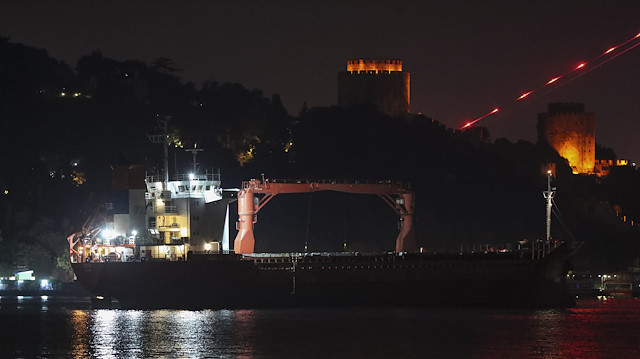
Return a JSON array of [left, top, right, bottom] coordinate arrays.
[[1, 37, 640, 278]]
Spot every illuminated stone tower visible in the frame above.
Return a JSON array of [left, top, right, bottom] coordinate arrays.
[[537, 103, 595, 174], [337, 58, 410, 117]]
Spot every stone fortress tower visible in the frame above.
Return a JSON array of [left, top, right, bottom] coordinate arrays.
[[537, 103, 595, 174], [337, 58, 410, 117]]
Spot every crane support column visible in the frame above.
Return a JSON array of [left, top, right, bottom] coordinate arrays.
[[234, 188, 256, 254], [395, 193, 416, 252]]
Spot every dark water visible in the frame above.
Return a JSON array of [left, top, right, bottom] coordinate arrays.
[[1, 296, 640, 358]]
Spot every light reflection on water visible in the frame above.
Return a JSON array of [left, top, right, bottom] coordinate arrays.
[[2, 297, 640, 358], [80, 308, 254, 358], [91, 309, 119, 358], [70, 310, 90, 357]]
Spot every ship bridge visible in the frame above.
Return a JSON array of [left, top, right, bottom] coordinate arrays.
[[145, 170, 222, 203]]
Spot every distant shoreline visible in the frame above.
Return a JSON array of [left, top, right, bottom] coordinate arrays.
[[0, 281, 94, 298]]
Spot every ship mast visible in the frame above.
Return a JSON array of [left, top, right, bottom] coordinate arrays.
[[542, 170, 555, 253], [186, 143, 203, 176], [161, 118, 169, 186], [148, 117, 171, 189]]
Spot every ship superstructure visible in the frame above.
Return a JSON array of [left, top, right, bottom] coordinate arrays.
[[68, 118, 228, 264], [142, 117, 226, 259], [67, 161, 226, 264], [143, 167, 224, 260]]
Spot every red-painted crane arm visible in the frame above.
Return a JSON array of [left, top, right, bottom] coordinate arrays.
[[242, 179, 412, 195], [234, 179, 416, 254]]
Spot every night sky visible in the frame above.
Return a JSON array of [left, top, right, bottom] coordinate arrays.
[[2, 1, 640, 160]]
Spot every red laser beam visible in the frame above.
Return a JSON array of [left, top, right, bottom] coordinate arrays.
[[546, 76, 562, 85], [459, 30, 640, 130], [516, 91, 533, 101], [462, 108, 500, 129]]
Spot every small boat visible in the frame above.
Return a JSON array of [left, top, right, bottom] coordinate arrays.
[[603, 282, 633, 298]]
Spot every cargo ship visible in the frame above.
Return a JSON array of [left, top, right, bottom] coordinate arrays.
[[68, 154, 580, 309], [70, 242, 579, 310]]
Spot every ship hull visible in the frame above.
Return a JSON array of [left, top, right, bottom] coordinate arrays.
[[71, 243, 579, 310]]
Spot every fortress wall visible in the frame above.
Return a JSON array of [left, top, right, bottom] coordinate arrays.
[[338, 58, 410, 117], [538, 103, 595, 174]]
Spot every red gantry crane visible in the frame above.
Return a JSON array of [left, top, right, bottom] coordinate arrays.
[[234, 178, 415, 254]]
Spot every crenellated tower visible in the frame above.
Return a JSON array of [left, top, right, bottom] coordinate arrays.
[[537, 103, 595, 174], [337, 58, 410, 117]]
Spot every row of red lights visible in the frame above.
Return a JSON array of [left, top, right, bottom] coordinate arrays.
[[460, 31, 640, 130]]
